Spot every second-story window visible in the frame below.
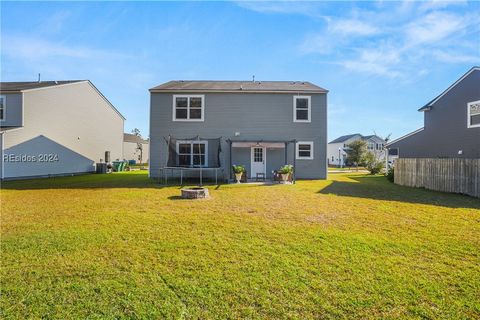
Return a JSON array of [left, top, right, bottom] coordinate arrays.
[[173, 95, 204, 121], [467, 100, 480, 128], [293, 96, 311, 122], [0, 95, 5, 121]]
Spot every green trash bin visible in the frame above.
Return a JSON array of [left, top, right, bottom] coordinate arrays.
[[112, 161, 122, 172]]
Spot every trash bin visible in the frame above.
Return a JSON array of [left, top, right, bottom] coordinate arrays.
[[112, 161, 122, 172]]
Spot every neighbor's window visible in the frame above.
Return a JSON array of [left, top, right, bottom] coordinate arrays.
[[173, 95, 204, 121], [293, 96, 311, 122], [296, 141, 313, 160], [0, 95, 5, 121], [368, 142, 375, 150], [177, 141, 208, 167], [467, 100, 480, 128]]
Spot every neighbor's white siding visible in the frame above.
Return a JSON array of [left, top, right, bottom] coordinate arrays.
[[2, 82, 124, 179], [123, 141, 149, 164]]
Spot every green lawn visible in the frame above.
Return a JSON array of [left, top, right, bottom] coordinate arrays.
[[1, 172, 479, 319]]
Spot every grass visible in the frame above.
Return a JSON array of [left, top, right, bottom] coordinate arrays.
[[1, 171, 479, 319]]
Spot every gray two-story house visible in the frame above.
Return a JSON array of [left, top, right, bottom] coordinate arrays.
[[387, 67, 480, 158], [149, 80, 328, 181]]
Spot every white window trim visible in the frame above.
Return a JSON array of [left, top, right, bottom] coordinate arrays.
[[0, 95, 6, 121], [172, 95, 205, 122], [175, 140, 209, 167], [296, 141, 314, 160], [293, 95, 311, 123], [467, 100, 480, 128]]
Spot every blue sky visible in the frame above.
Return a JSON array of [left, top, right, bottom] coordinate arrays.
[[1, 1, 479, 141]]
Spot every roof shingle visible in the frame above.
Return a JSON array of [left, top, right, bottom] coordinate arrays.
[[150, 80, 328, 93], [0, 81, 84, 93]]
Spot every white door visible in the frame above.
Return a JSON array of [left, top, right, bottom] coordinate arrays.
[[250, 146, 266, 178]]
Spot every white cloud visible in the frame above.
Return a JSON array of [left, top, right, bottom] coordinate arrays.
[[299, 2, 479, 79], [433, 50, 480, 63], [419, 0, 467, 12], [328, 19, 380, 36], [235, 1, 324, 17], [2, 35, 129, 61], [341, 47, 402, 78], [405, 11, 469, 46]]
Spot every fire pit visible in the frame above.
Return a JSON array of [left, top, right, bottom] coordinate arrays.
[[181, 187, 210, 199]]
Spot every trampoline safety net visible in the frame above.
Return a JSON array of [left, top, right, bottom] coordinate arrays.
[[166, 136, 222, 168]]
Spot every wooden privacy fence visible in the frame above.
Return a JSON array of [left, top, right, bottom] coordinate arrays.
[[395, 158, 480, 198]]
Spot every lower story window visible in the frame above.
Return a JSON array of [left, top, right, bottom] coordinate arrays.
[[296, 141, 313, 160], [177, 141, 208, 167]]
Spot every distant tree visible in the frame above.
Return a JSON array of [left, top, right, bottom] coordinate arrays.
[[346, 139, 367, 171], [131, 128, 144, 163], [131, 128, 141, 137]]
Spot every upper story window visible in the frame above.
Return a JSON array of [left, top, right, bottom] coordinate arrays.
[[376, 143, 383, 150], [176, 140, 208, 167], [293, 96, 311, 123], [467, 100, 480, 128], [173, 95, 204, 121], [0, 95, 5, 121], [368, 142, 375, 150], [296, 141, 314, 160]]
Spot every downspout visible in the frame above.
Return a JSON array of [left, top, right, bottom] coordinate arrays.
[[228, 139, 232, 181], [292, 139, 296, 184]]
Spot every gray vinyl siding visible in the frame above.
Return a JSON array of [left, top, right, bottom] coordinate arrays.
[[389, 70, 480, 158], [149, 92, 327, 179], [1, 82, 124, 179], [1, 93, 23, 127]]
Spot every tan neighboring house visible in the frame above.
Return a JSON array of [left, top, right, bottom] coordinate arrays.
[[0, 80, 125, 180], [123, 133, 149, 164]]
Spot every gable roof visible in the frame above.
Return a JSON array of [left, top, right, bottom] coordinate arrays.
[[329, 134, 362, 144], [418, 66, 480, 111], [150, 80, 328, 93], [0, 81, 84, 93], [124, 133, 148, 144], [0, 80, 125, 120], [386, 127, 424, 147], [329, 134, 386, 144]]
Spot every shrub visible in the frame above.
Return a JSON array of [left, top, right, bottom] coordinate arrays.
[[386, 166, 394, 182], [365, 152, 384, 175], [278, 165, 294, 174], [232, 165, 246, 174]]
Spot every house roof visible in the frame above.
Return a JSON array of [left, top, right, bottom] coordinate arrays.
[[418, 66, 480, 111], [329, 134, 386, 144], [0, 81, 84, 93], [386, 127, 424, 147], [329, 134, 362, 144], [150, 80, 328, 93], [124, 133, 148, 144], [0, 80, 126, 120]]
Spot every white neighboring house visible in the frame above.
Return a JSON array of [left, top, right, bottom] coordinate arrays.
[[0, 80, 125, 180], [123, 133, 149, 164], [327, 134, 387, 166]]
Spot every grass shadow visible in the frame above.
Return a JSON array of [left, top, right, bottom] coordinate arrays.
[[1, 172, 165, 190], [320, 175, 480, 209]]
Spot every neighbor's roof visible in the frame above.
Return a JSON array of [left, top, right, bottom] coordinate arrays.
[[329, 134, 362, 144], [418, 66, 480, 111], [124, 133, 148, 144], [0, 81, 84, 93], [150, 80, 328, 93], [0, 80, 126, 120]]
